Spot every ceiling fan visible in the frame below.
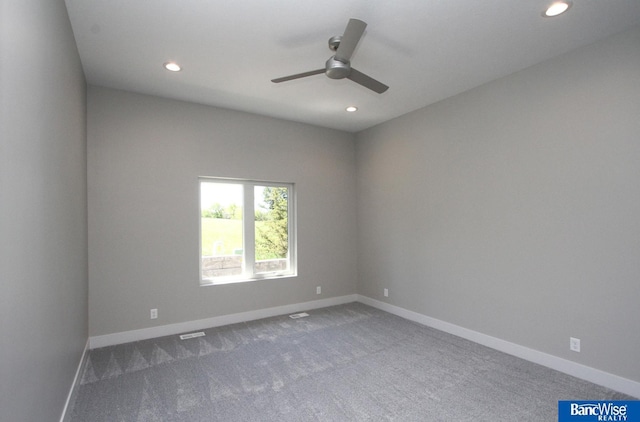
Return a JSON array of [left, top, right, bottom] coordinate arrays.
[[271, 18, 389, 94]]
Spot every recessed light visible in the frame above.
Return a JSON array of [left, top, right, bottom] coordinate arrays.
[[163, 61, 181, 72], [543, 1, 572, 17], [346, 106, 358, 112]]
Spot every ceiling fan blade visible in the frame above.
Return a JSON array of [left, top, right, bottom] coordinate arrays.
[[271, 69, 325, 83], [334, 18, 367, 63], [347, 68, 389, 93]]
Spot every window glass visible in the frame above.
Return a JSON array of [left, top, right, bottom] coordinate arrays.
[[254, 185, 289, 274], [200, 182, 243, 279]]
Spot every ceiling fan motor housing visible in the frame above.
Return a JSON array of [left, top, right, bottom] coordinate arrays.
[[325, 56, 350, 79]]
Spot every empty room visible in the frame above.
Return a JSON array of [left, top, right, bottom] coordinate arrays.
[[2, 0, 640, 421]]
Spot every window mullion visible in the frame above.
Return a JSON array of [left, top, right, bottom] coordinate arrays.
[[242, 185, 255, 277]]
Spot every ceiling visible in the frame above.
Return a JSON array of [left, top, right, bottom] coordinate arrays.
[[64, 0, 640, 133]]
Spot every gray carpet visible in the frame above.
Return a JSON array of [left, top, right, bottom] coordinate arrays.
[[67, 303, 633, 421]]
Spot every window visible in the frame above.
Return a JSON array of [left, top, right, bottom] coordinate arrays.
[[199, 178, 296, 285]]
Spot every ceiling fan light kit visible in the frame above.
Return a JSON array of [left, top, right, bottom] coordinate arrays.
[[272, 18, 389, 94]]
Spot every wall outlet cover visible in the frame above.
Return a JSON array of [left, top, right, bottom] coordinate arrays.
[[570, 337, 581, 352]]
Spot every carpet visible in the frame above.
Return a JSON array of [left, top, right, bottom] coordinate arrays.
[[67, 302, 633, 421]]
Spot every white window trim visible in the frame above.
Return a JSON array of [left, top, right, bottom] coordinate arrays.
[[199, 177, 297, 286]]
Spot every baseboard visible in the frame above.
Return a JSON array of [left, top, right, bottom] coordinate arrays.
[[87, 293, 639, 397], [59, 339, 90, 422], [356, 294, 640, 399], [89, 294, 358, 349]]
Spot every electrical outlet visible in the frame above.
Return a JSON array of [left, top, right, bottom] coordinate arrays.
[[570, 337, 580, 352], [150, 308, 158, 320], [316, 286, 321, 295], [384, 288, 389, 297]]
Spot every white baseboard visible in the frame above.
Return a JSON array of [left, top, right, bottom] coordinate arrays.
[[89, 294, 358, 349], [59, 339, 90, 422], [87, 293, 639, 398], [356, 294, 640, 399]]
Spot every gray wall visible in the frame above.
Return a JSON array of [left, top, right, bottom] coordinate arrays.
[[0, 0, 88, 420], [356, 26, 640, 382], [87, 87, 357, 336]]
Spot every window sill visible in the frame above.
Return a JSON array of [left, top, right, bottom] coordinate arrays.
[[200, 272, 297, 286]]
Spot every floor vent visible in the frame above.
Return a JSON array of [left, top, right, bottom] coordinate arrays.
[[289, 312, 309, 319], [179, 332, 205, 340]]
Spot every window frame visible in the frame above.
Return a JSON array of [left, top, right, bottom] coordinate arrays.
[[199, 177, 297, 286]]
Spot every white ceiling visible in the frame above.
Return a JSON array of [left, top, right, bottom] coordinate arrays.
[[65, 0, 640, 133]]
